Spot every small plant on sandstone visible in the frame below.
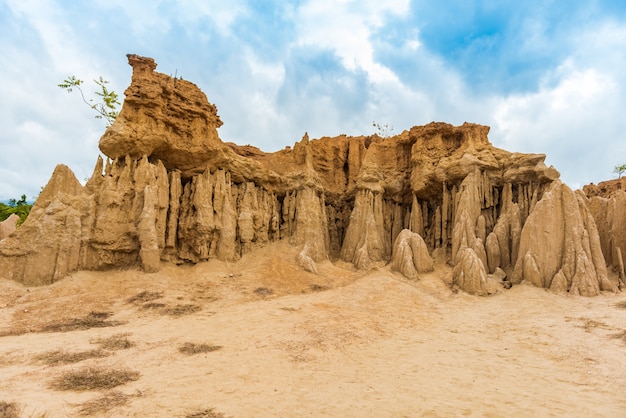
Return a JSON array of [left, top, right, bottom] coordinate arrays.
[[372, 121, 394, 138], [613, 163, 626, 179], [58, 76, 120, 126]]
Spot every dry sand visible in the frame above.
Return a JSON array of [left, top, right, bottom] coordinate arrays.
[[2, 242, 626, 417]]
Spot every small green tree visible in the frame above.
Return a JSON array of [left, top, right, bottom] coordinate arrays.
[[58, 76, 120, 126], [372, 121, 394, 138], [614, 164, 626, 179]]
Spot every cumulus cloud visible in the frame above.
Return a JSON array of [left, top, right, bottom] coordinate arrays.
[[490, 20, 626, 187], [294, 0, 409, 83]]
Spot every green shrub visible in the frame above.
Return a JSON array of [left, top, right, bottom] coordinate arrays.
[[0, 195, 32, 226]]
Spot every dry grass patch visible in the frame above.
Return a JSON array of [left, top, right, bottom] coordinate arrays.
[[36, 349, 108, 366], [179, 342, 222, 355], [77, 390, 131, 416], [40, 311, 125, 333], [253, 287, 274, 296], [141, 302, 167, 310], [50, 367, 139, 391], [186, 407, 231, 418], [0, 401, 47, 418], [610, 330, 626, 343], [127, 290, 163, 305], [568, 317, 612, 332], [615, 301, 626, 310], [92, 333, 135, 351], [0, 401, 20, 418], [0, 351, 24, 367], [162, 304, 201, 317]]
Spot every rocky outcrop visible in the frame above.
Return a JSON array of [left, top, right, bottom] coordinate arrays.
[[0, 214, 19, 241], [583, 178, 625, 198], [99, 55, 223, 177], [390, 229, 433, 279], [512, 181, 617, 295], [453, 247, 499, 296], [1, 54, 617, 297], [0, 165, 86, 285], [585, 187, 626, 288], [450, 171, 497, 295]]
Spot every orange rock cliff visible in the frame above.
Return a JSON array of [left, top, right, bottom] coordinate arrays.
[[1, 54, 624, 296]]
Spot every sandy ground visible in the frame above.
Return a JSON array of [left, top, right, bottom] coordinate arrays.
[[2, 242, 626, 417]]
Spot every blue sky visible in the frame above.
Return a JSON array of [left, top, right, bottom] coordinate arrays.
[[1, 0, 626, 200]]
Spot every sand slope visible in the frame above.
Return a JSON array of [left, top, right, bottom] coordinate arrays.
[[2, 245, 626, 417]]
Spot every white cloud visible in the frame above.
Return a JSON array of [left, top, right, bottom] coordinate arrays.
[[492, 65, 623, 188], [487, 18, 626, 188], [294, 0, 408, 83], [177, 0, 247, 34], [6, 0, 90, 74], [91, 0, 246, 37]]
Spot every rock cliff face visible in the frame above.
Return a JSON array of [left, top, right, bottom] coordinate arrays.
[[512, 181, 615, 295], [0, 54, 620, 295], [584, 180, 626, 288]]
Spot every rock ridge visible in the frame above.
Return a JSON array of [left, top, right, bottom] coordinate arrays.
[[0, 55, 620, 296]]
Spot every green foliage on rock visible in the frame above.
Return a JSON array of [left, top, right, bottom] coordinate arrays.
[[372, 121, 394, 138], [58, 75, 120, 126], [0, 195, 32, 226], [614, 163, 626, 179]]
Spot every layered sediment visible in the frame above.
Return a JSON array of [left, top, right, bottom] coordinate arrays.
[[0, 54, 621, 296]]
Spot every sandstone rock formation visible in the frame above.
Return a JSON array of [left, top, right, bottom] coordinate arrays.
[[512, 181, 617, 295], [0, 165, 85, 285], [0, 214, 19, 241], [390, 229, 433, 280], [0, 54, 619, 297], [99, 55, 224, 177], [584, 179, 626, 288], [583, 178, 625, 198]]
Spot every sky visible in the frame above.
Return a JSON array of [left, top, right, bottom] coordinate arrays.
[[1, 0, 626, 201]]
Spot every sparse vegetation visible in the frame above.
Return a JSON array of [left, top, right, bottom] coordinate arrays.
[[36, 349, 108, 366], [610, 330, 626, 343], [58, 76, 120, 126], [127, 292, 202, 316], [253, 287, 274, 296], [162, 304, 202, 317], [614, 163, 626, 179], [178, 342, 222, 355], [141, 302, 167, 310], [579, 318, 609, 332], [615, 301, 626, 310], [50, 367, 139, 391], [93, 333, 135, 351], [0, 195, 32, 226], [77, 390, 132, 416], [309, 284, 329, 292], [372, 121, 394, 138], [40, 311, 124, 333], [0, 401, 20, 418], [186, 408, 231, 418], [127, 290, 163, 304]]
